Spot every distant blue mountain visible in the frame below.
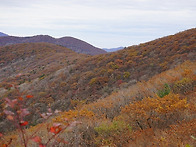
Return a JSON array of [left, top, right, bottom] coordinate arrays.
[[103, 47, 124, 52], [0, 32, 8, 37]]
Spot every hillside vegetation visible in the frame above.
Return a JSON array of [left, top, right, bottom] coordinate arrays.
[[54, 61, 196, 146], [19, 28, 195, 107], [0, 28, 195, 146], [0, 42, 88, 83], [1, 61, 195, 146]]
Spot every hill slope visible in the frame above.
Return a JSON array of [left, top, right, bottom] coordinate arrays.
[[1, 28, 193, 107], [2, 60, 195, 146], [52, 61, 196, 146], [40, 28, 195, 102], [0, 42, 87, 83], [0, 35, 106, 55], [0, 28, 195, 135]]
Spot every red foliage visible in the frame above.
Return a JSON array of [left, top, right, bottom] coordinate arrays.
[[26, 95, 34, 98], [50, 126, 62, 134], [18, 97, 23, 101], [20, 121, 28, 126], [5, 98, 18, 108], [31, 136, 42, 143]]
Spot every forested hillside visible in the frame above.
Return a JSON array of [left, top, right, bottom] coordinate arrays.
[[21, 28, 195, 106], [0, 42, 88, 83], [0, 28, 195, 147]]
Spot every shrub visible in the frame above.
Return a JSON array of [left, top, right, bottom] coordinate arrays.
[[89, 78, 97, 85], [0, 78, 77, 146], [118, 93, 193, 130], [94, 120, 132, 146], [123, 72, 131, 79], [1, 95, 77, 147], [157, 83, 170, 98], [39, 74, 46, 80], [173, 78, 195, 94]]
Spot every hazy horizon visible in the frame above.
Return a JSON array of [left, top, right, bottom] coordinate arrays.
[[0, 0, 195, 48]]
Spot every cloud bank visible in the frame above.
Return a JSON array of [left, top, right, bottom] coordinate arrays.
[[0, 0, 195, 47]]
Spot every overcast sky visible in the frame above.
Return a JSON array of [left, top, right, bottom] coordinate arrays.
[[0, 0, 195, 48]]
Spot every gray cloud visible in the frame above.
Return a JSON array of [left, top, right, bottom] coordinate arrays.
[[0, 0, 195, 48]]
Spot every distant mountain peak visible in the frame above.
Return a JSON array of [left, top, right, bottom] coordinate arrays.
[[103, 46, 124, 52], [0, 32, 8, 37], [0, 35, 106, 55]]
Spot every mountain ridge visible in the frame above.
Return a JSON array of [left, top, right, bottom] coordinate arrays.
[[0, 35, 106, 55], [1, 28, 195, 101], [0, 32, 8, 37], [103, 46, 124, 52]]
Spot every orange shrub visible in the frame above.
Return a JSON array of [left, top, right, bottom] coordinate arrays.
[[117, 93, 195, 130]]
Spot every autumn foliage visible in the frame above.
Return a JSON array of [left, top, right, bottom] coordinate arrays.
[[0, 29, 195, 146], [0, 83, 78, 146], [118, 93, 194, 130]]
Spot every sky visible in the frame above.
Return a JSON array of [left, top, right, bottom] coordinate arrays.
[[0, 0, 196, 48]]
